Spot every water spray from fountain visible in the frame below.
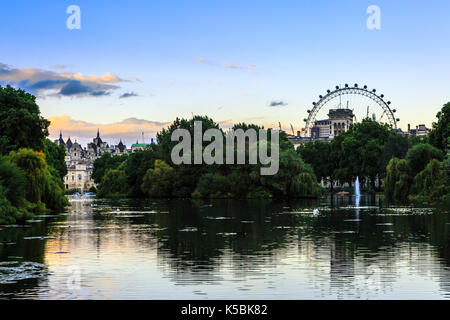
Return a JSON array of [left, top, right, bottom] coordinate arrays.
[[355, 176, 361, 209]]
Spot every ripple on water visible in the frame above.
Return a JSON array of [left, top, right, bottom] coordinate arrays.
[[205, 216, 233, 220], [179, 227, 198, 232], [0, 261, 47, 284], [216, 232, 237, 236], [23, 236, 56, 240]]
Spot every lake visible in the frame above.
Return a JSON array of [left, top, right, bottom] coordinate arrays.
[[0, 195, 449, 299]]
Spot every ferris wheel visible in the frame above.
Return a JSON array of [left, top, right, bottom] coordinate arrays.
[[302, 84, 399, 137]]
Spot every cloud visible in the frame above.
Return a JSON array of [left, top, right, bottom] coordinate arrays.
[[49, 115, 170, 146], [0, 62, 139, 98], [269, 101, 288, 107], [119, 91, 139, 99], [49, 115, 242, 145], [49, 64, 67, 70], [196, 58, 255, 71]]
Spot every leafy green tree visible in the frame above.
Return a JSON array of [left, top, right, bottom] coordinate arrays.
[[0, 156, 26, 209], [156, 115, 221, 165], [290, 164, 321, 198], [193, 173, 231, 198], [0, 85, 50, 154], [381, 133, 410, 174], [428, 102, 450, 151], [440, 141, 450, 200], [410, 159, 445, 201], [383, 157, 412, 203], [226, 168, 253, 198], [8, 148, 67, 212], [405, 143, 443, 177], [43, 139, 67, 179], [123, 149, 157, 197], [92, 153, 128, 184], [297, 140, 334, 186], [141, 160, 175, 198], [97, 169, 129, 198], [255, 147, 320, 198]]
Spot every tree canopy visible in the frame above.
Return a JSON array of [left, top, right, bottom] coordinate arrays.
[[0, 85, 50, 154], [0, 86, 67, 224], [428, 102, 450, 151]]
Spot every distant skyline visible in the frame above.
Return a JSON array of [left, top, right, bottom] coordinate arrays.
[[1, 0, 449, 144]]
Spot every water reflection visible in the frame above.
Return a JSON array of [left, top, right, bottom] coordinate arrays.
[[0, 195, 449, 299]]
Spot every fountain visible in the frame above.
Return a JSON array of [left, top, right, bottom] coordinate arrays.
[[355, 176, 361, 209], [355, 176, 361, 198]]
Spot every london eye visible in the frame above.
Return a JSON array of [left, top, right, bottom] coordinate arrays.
[[302, 84, 399, 137]]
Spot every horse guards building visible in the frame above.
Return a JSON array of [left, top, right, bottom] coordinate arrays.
[[55, 130, 150, 192]]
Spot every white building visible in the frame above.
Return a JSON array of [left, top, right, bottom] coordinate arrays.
[[55, 130, 131, 191]]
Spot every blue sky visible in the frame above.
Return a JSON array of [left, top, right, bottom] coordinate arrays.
[[1, 0, 449, 144]]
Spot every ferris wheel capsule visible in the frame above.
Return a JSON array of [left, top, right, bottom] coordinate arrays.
[[336, 86, 340, 89], [345, 84, 349, 88], [364, 85, 368, 89], [396, 118, 400, 122], [354, 84, 358, 87], [327, 90, 331, 93]]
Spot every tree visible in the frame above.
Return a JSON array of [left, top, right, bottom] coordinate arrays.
[[383, 157, 412, 203], [410, 159, 445, 201], [405, 143, 443, 177], [43, 139, 67, 179], [8, 148, 67, 212], [297, 140, 333, 185], [428, 102, 450, 151], [0, 85, 50, 154], [123, 149, 157, 197], [97, 169, 129, 198], [92, 152, 128, 184], [440, 141, 450, 200], [381, 133, 410, 173], [255, 147, 320, 198], [326, 119, 393, 190], [193, 173, 231, 198], [141, 160, 175, 198], [156, 115, 221, 165], [290, 164, 321, 198], [0, 156, 26, 209]]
